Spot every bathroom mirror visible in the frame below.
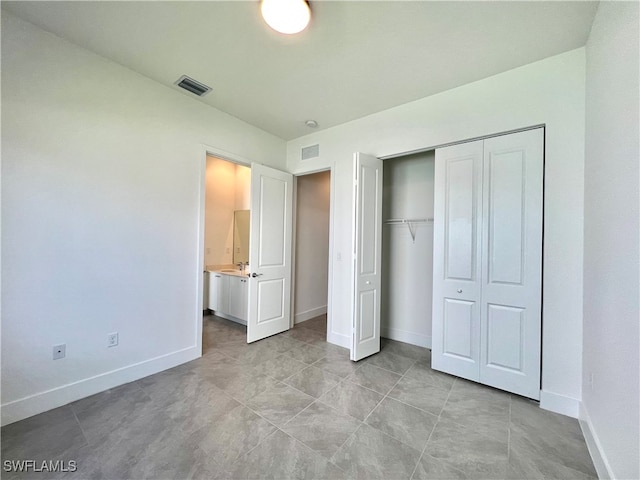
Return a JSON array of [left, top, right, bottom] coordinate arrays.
[[233, 210, 250, 264]]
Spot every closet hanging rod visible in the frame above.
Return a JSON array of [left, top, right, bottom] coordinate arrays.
[[384, 218, 432, 243]]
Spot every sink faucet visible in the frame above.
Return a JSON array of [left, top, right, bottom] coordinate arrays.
[[237, 262, 245, 272]]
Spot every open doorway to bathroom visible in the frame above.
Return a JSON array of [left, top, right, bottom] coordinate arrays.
[[202, 154, 251, 354], [291, 169, 331, 341]]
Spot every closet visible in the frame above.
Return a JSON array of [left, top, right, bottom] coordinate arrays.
[[431, 128, 543, 400], [381, 152, 435, 349]]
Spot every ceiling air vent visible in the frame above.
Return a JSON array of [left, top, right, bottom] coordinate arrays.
[[175, 75, 211, 97], [301, 144, 320, 160]]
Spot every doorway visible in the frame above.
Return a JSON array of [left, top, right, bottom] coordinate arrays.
[[293, 170, 331, 337], [200, 150, 295, 350], [381, 151, 435, 349], [202, 155, 251, 354], [203, 155, 251, 274]]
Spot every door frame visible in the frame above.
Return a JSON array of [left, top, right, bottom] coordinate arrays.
[[291, 166, 334, 341], [196, 144, 252, 355]]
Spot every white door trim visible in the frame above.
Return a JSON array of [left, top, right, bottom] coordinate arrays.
[[326, 163, 337, 346]]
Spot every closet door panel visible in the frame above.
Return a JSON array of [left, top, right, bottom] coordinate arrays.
[[486, 151, 525, 285], [485, 304, 525, 371], [351, 153, 383, 361], [480, 129, 543, 400], [445, 158, 477, 281], [443, 298, 475, 360], [432, 140, 483, 381]]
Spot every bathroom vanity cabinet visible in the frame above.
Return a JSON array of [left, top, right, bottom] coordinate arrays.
[[208, 271, 248, 324], [228, 275, 248, 320]]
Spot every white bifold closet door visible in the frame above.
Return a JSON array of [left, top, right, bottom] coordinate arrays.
[[432, 128, 543, 399], [351, 153, 383, 361]]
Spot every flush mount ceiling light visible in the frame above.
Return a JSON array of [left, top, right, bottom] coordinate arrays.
[[305, 119, 318, 128], [261, 0, 310, 35]]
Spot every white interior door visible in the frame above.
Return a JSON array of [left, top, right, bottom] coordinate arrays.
[[432, 140, 484, 380], [351, 153, 383, 361], [247, 163, 293, 343], [479, 129, 543, 399]]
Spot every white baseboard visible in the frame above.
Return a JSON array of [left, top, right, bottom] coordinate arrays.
[[539, 390, 580, 418], [213, 311, 247, 326], [1, 346, 200, 426], [327, 331, 350, 349], [294, 306, 327, 324], [381, 327, 431, 349], [327, 328, 431, 351], [579, 402, 614, 480]]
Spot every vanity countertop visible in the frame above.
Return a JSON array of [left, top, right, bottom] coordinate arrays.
[[206, 266, 250, 277]]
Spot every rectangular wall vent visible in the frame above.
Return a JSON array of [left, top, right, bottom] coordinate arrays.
[[175, 75, 211, 97], [301, 144, 320, 160]]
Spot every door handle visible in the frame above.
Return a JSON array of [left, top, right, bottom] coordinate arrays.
[[251, 272, 263, 278], [457, 289, 463, 293]]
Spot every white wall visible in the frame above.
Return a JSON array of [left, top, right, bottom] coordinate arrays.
[[382, 152, 434, 347], [294, 171, 330, 323], [287, 48, 586, 416], [582, 2, 640, 479], [234, 164, 251, 211], [204, 157, 236, 267], [1, 12, 285, 425], [204, 157, 250, 267]]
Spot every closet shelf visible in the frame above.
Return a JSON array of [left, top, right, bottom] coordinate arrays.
[[384, 218, 433, 224], [384, 218, 433, 243]]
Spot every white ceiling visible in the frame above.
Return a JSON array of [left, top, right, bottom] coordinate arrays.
[[3, 1, 598, 140]]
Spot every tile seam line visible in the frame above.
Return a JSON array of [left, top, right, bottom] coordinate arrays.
[[358, 356, 427, 457], [355, 359, 446, 418], [409, 374, 457, 480], [223, 425, 281, 473], [275, 429, 353, 477], [68, 406, 91, 452]]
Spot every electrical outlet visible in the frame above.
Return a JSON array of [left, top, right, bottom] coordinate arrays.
[[107, 332, 119, 348], [53, 344, 66, 360]]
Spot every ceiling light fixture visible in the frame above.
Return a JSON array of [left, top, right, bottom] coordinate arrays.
[[261, 0, 310, 35], [305, 120, 318, 128]]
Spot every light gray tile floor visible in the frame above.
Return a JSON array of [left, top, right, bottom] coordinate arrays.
[[1, 314, 597, 480]]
